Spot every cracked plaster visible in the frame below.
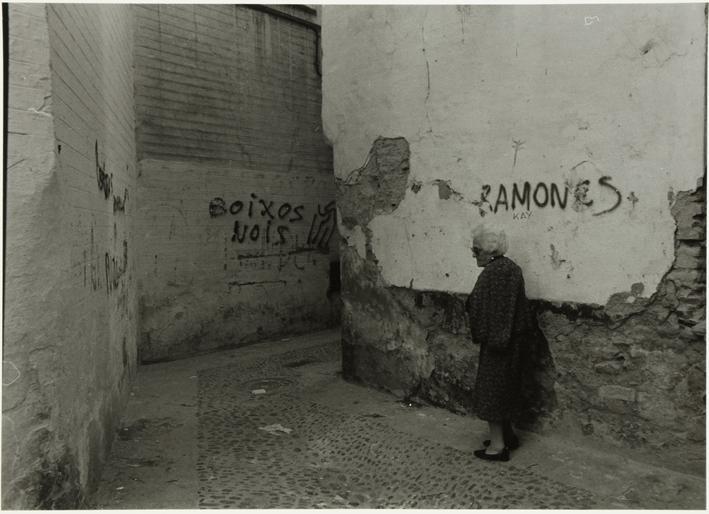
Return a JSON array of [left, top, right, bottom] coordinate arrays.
[[324, 4, 706, 452], [323, 4, 705, 306]]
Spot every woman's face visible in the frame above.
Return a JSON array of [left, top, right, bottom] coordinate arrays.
[[472, 240, 495, 268]]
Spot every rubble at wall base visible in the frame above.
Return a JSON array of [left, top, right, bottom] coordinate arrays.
[[340, 178, 705, 465]]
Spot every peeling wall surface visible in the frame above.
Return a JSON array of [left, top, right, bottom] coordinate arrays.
[[4, 4, 137, 508], [325, 5, 704, 303], [134, 5, 336, 362], [323, 5, 706, 462]]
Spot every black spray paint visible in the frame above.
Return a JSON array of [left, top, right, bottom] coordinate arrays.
[[113, 188, 128, 213], [209, 193, 332, 250], [307, 201, 336, 250], [95, 141, 112, 199], [483, 176, 621, 216]]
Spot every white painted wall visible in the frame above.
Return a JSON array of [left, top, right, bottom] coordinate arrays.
[[323, 5, 705, 304], [4, 4, 137, 506], [134, 5, 337, 361]]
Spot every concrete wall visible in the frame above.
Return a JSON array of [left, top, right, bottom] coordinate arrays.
[[3, 4, 137, 508], [323, 5, 706, 468], [133, 5, 337, 362]]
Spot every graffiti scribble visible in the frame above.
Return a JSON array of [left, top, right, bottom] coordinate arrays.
[[307, 201, 336, 250], [569, 179, 593, 212], [113, 188, 128, 213], [512, 139, 525, 168], [627, 191, 639, 208], [95, 141, 112, 199], [592, 176, 622, 216]]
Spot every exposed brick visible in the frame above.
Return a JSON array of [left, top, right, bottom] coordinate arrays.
[[598, 385, 636, 402], [674, 242, 705, 269], [666, 268, 703, 284], [594, 360, 625, 375]]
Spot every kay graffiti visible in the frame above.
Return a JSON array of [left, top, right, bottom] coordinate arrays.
[[474, 176, 624, 218], [208, 194, 336, 250]]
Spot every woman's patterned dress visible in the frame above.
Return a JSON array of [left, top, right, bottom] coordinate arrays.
[[466, 256, 534, 422]]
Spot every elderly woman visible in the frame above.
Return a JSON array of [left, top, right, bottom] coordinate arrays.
[[467, 225, 534, 462]]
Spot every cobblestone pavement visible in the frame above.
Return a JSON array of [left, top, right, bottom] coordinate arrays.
[[94, 330, 705, 509], [197, 344, 596, 509]]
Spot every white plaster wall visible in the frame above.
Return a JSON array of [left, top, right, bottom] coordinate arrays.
[[4, 4, 137, 506], [47, 3, 138, 486], [136, 160, 337, 360], [4, 9, 58, 502], [323, 5, 706, 304], [134, 5, 337, 361]]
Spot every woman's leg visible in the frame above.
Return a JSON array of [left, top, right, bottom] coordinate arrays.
[[486, 421, 505, 453], [503, 420, 514, 440], [503, 419, 519, 449]]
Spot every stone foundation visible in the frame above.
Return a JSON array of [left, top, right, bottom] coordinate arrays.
[[338, 137, 705, 469]]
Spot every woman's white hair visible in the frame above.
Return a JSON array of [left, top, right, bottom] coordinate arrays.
[[472, 224, 508, 256]]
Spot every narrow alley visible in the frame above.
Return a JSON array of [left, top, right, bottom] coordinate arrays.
[[93, 330, 704, 510], [4, 4, 705, 509]]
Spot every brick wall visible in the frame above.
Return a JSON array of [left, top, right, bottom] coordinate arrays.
[[3, 4, 137, 508], [134, 5, 336, 362]]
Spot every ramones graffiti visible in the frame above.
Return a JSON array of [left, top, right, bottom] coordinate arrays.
[[475, 176, 622, 217]]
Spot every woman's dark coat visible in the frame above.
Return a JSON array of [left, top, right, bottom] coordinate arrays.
[[466, 255, 535, 422]]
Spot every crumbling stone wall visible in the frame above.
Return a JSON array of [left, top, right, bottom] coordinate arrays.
[[324, 5, 706, 470], [539, 184, 705, 450], [3, 4, 137, 508], [337, 137, 705, 472]]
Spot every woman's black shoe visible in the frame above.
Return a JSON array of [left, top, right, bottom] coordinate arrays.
[[474, 447, 510, 462], [483, 434, 520, 450]]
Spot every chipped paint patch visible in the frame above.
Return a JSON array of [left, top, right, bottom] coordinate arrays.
[[437, 180, 452, 199], [348, 225, 368, 259], [336, 137, 411, 229]]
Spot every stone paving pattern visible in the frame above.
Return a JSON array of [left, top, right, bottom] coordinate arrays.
[[196, 343, 597, 509], [92, 332, 704, 509]]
